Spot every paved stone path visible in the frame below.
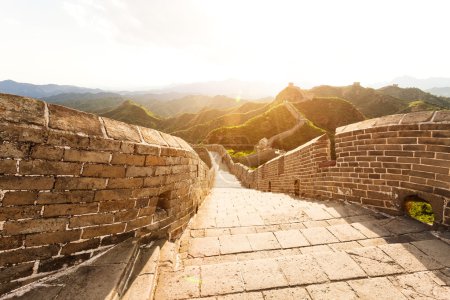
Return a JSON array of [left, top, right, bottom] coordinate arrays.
[[154, 152, 450, 300]]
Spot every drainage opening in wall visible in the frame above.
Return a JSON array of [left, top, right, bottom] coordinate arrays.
[[404, 195, 434, 225], [268, 181, 271, 192], [154, 191, 170, 220], [294, 180, 299, 197]]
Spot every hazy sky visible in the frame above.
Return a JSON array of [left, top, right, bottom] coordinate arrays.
[[0, 0, 449, 90]]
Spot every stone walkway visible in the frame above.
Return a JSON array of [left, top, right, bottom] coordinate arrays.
[[154, 152, 450, 300]]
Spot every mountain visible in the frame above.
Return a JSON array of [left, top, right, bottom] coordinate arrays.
[[372, 76, 450, 90], [377, 85, 450, 110], [101, 100, 161, 128], [427, 87, 450, 97], [44, 92, 124, 114], [148, 79, 284, 99], [0, 79, 102, 98]]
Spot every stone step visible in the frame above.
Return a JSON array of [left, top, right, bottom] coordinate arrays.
[[155, 239, 450, 300], [6, 238, 142, 300]]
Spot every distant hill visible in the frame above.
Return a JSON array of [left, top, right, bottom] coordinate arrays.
[[0, 79, 102, 98], [309, 84, 450, 118], [427, 87, 450, 97], [101, 100, 161, 128], [44, 92, 124, 114], [373, 76, 450, 90]]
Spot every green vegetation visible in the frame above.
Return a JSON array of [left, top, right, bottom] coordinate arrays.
[[272, 121, 325, 151], [226, 149, 256, 158], [101, 100, 161, 128], [405, 200, 434, 225]]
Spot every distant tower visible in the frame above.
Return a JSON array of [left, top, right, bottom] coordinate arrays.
[[288, 82, 294, 87], [393, 84, 398, 87], [353, 82, 361, 87]]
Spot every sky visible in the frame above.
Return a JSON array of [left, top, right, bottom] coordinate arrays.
[[0, 0, 449, 90]]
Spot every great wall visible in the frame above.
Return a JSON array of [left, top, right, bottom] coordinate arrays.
[[0, 94, 449, 299]]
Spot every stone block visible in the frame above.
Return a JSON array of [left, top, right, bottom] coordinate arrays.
[[54, 177, 107, 190], [139, 127, 168, 146], [43, 203, 99, 217], [82, 164, 125, 178], [0, 176, 54, 190], [31, 145, 64, 160], [102, 117, 141, 142], [63, 149, 110, 163], [48, 104, 103, 136], [0, 142, 30, 158], [20, 160, 81, 175], [110, 153, 145, 166], [25, 230, 81, 247], [0, 94, 45, 126], [69, 214, 114, 228], [81, 223, 126, 239]]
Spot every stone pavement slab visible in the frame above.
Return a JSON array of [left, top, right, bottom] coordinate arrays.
[[313, 252, 366, 281], [347, 246, 404, 276], [277, 254, 328, 285], [262, 287, 311, 300], [201, 262, 244, 296], [219, 234, 252, 254], [301, 227, 339, 245], [274, 229, 310, 248], [306, 282, 358, 300], [239, 258, 288, 291], [348, 277, 407, 300]]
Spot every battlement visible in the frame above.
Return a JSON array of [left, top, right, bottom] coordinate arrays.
[[0, 94, 214, 294]]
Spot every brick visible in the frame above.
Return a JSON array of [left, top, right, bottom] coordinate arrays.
[[126, 216, 152, 231], [61, 238, 101, 255], [0, 236, 23, 250], [120, 142, 135, 154], [4, 218, 67, 235], [412, 164, 448, 175], [82, 164, 125, 178], [426, 145, 450, 153], [94, 189, 132, 201], [434, 188, 450, 198], [421, 158, 450, 168], [114, 209, 139, 222], [0, 159, 17, 174], [25, 230, 81, 247], [81, 223, 126, 239], [38, 253, 90, 273], [47, 131, 90, 148], [110, 153, 145, 166], [0, 143, 30, 158], [102, 117, 141, 142], [0, 206, 42, 221], [138, 205, 157, 217], [126, 166, 154, 177], [414, 151, 435, 158], [43, 203, 98, 217], [69, 214, 114, 228], [54, 177, 107, 190], [37, 190, 95, 204], [2, 191, 37, 206], [89, 138, 121, 151], [99, 199, 135, 212], [432, 130, 450, 138], [361, 198, 385, 207], [20, 160, 81, 175], [385, 151, 413, 157], [386, 137, 417, 144], [48, 104, 103, 136], [0, 124, 46, 143], [63, 149, 110, 163], [398, 130, 431, 137], [131, 188, 159, 198], [145, 156, 167, 166], [0, 262, 34, 283], [30, 145, 64, 160], [135, 144, 160, 155], [400, 182, 434, 193], [100, 231, 135, 246], [107, 178, 143, 189], [0, 176, 54, 190], [419, 138, 450, 146], [0, 245, 60, 265], [0, 94, 45, 126]]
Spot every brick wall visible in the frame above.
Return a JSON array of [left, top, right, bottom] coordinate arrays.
[[206, 110, 450, 228], [0, 94, 214, 294]]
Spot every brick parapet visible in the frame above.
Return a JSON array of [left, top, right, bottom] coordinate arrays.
[[207, 110, 450, 229], [0, 94, 214, 294]]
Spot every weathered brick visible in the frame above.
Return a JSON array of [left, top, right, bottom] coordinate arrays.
[[135, 144, 160, 155], [420, 158, 450, 168], [145, 156, 167, 166], [419, 137, 450, 146], [0, 206, 42, 221], [54, 177, 107, 190], [432, 130, 450, 138], [0, 262, 34, 283], [43, 203, 99, 217], [64, 149, 110, 163], [69, 214, 114, 228], [25, 230, 81, 247], [0, 124, 47, 143], [30, 145, 64, 160], [89, 138, 121, 151], [99, 199, 135, 212], [114, 209, 139, 222], [0, 94, 45, 126], [48, 104, 103, 136], [4, 218, 67, 235], [0, 236, 23, 250], [126, 166, 154, 177], [81, 223, 125, 239], [0, 159, 17, 174], [412, 164, 448, 175], [38, 253, 90, 273], [47, 130, 90, 148], [110, 153, 145, 166], [139, 127, 168, 146], [107, 178, 143, 189], [2, 191, 37, 206], [400, 182, 434, 193], [20, 160, 81, 175], [131, 187, 159, 198], [120, 142, 135, 154], [37, 190, 95, 204], [0, 176, 54, 190], [0, 245, 60, 266], [102, 117, 141, 142], [82, 164, 125, 178], [61, 238, 100, 255], [0, 143, 30, 158], [143, 176, 164, 187], [100, 231, 135, 246], [126, 216, 152, 231], [94, 189, 132, 201]]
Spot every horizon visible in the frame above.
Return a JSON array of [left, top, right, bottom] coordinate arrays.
[[1, 1, 450, 90]]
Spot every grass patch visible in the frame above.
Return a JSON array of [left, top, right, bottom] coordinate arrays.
[[405, 199, 434, 224], [227, 149, 256, 158]]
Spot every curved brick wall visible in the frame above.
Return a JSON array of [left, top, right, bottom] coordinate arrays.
[[207, 110, 450, 227], [0, 94, 214, 294]]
